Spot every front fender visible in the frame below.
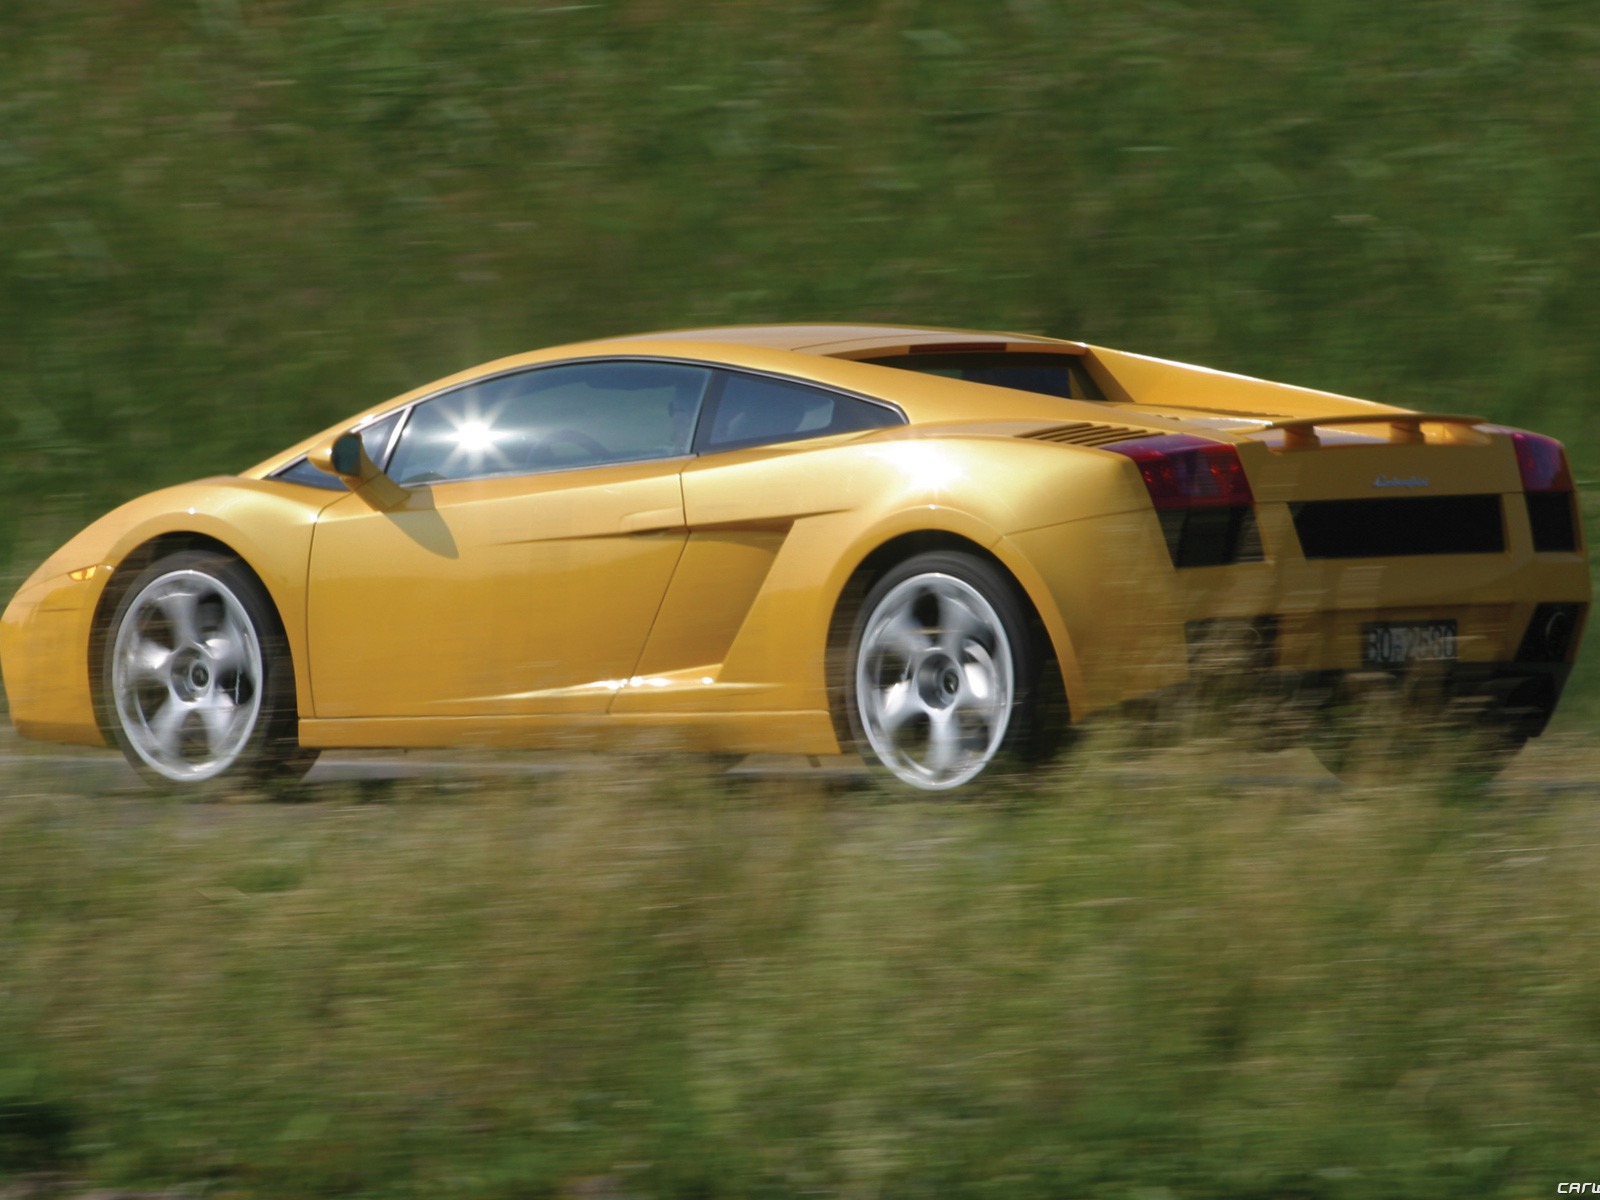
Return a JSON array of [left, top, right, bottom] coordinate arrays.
[[2, 477, 340, 744]]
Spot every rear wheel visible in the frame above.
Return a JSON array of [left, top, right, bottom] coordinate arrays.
[[102, 551, 317, 788], [843, 551, 1047, 791], [1307, 673, 1528, 785]]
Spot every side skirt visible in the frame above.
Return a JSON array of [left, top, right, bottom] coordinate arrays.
[[298, 710, 842, 755]]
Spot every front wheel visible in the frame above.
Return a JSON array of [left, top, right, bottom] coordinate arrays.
[[843, 551, 1048, 791], [101, 551, 317, 788]]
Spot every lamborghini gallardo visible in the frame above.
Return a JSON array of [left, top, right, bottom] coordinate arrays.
[[1, 324, 1588, 789]]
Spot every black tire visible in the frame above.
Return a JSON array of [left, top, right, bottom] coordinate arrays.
[[99, 550, 317, 790], [1310, 728, 1527, 787], [838, 550, 1056, 791], [1307, 674, 1527, 786]]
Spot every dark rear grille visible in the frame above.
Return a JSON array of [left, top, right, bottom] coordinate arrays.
[[1159, 507, 1264, 567], [1290, 495, 1504, 559], [1526, 492, 1579, 552]]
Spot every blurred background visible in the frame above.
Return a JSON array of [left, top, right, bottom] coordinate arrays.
[[5, 4, 1600, 1197], [5, 2, 1599, 560]]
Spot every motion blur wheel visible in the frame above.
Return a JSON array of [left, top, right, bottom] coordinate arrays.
[[845, 551, 1044, 791], [102, 551, 316, 788]]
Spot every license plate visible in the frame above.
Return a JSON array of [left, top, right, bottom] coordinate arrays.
[[1362, 620, 1457, 667]]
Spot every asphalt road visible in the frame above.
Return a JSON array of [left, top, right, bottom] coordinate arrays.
[[0, 740, 874, 795], [5, 736, 1599, 799]]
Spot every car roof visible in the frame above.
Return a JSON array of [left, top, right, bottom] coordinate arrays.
[[244, 324, 1110, 479], [606, 323, 1088, 357]]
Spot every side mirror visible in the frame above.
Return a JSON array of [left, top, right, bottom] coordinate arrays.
[[307, 431, 369, 482], [331, 432, 363, 476], [307, 430, 408, 510]]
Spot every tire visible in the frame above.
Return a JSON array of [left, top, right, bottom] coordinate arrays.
[[100, 551, 317, 789], [1307, 673, 1527, 786], [841, 551, 1050, 792], [1310, 727, 1526, 786]]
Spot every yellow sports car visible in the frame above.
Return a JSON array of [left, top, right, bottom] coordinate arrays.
[[1, 324, 1589, 790]]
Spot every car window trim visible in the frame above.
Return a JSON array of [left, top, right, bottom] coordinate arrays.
[[269, 354, 908, 488], [267, 407, 410, 487], [363, 407, 408, 471]]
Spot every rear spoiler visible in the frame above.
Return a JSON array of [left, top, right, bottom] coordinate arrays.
[[1260, 412, 1488, 450]]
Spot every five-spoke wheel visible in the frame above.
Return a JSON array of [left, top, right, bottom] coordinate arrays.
[[845, 552, 1042, 791], [102, 552, 314, 787]]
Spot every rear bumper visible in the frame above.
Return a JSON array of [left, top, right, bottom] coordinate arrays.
[[1006, 505, 1590, 721]]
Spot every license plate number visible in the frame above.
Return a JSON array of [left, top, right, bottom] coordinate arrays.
[[1362, 620, 1457, 667]]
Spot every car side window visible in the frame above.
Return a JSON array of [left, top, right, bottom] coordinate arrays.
[[386, 361, 713, 485], [698, 370, 903, 454]]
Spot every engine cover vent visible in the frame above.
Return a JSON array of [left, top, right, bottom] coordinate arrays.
[[1021, 422, 1153, 448]]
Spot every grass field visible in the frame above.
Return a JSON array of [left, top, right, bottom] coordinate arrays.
[[4, 735, 1600, 1199], [5, 2, 1600, 1195]]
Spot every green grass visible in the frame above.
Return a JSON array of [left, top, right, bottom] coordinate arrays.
[[3, 742, 1600, 1198]]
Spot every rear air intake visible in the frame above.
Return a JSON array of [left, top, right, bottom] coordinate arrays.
[[1159, 509, 1265, 568], [1290, 495, 1504, 559], [1526, 493, 1579, 553]]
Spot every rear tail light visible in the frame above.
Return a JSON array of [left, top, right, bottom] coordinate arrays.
[[1105, 434, 1255, 509], [1509, 431, 1573, 492], [1507, 431, 1581, 552], [1106, 435, 1261, 567]]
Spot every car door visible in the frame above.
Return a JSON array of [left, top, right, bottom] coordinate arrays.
[[615, 368, 905, 710], [306, 359, 712, 719]]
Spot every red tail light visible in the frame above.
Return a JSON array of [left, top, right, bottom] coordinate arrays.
[[1509, 431, 1573, 493], [1105, 434, 1255, 509]]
